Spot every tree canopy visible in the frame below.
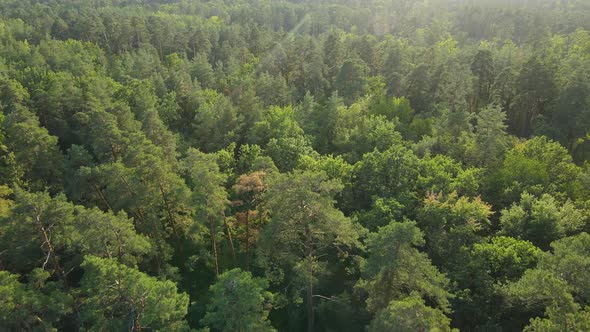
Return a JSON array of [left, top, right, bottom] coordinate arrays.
[[0, 0, 589, 331]]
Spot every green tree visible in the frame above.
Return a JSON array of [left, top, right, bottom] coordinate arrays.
[[202, 268, 275, 332], [488, 136, 586, 207], [334, 59, 368, 105], [0, 269, 72, 331], [453, 236, 542, 330], [504, 233, 590, 330], [348, 144, 419, 212], [80, 255, 189, 331], [512, 57, 556, 137], [417, 154, 482, 198], [191, 89, 241, 152], [471, 104, 511, 166], [73, 207, 151, 267], [0, 188, 77, 280], [0, 188, 151, 277], [471, 49, 495, 110], [249, 105, 305, 147], [358, 221, 451, 315], [417, 193, 492, 270], [500, 192, 587, 249], [232, 171, 269, 271], [368, 294, 455, 332], [258, 171, 364, 332], [2, 107, 64, 192], [183, 148, 230, 277]]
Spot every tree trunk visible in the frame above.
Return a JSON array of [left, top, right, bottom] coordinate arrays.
[[92, 183, 113, 211], [35, 213, 69, 288], [306, 225, 314, 332], [224, 218, 236, 263], [159, 183, 180, 238], [210, 219, 219, 277], [245, 210, 250, 271]]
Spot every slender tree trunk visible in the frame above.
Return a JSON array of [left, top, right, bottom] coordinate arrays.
[[159, 183, 180, 238], [245, 210, 250, 271], [224, 218, 236, 263], [132, 313, 142, 332], [92, 184, 113, 211], [210, 219, 219, 277], [306, 225, 314, 332], [35, 213, 68, 288]]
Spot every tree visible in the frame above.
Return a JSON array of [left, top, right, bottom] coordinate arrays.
[[524, 305, 590, 331], [348, 144, 419, 212], [232, 171, 269, 271], [471, 104, 511, 166], [249, 105, 305, 148], [417, 192, 492, 271], [202, 268, 275, 332], [470, 236, 541, 284], [80, 256, 189, 331], [417, 154, 482, 198], [358, 221, 451, 315], [334, 110, 403, 163], [264, 136, 315, 172], [453, 237, 542, 330], [0, 188, 151, 277], [488, 136, 586, 208], [2, 107, 64, 192], [322, 30, 344, 87], [258, 171, 364, 332], [71, 131, 195, 276], [0, 188, 77, 281], [334, 59, 368, 105], [0, 269, 72, 331], [256, 72, 290, 107], [504, 233, 590, 330], [500, 192, 587, 249], [512, 57, 556, 137], [73, 207, 151, 266], [191, 89, 241, 152], [368, 294, 455, 332], [471, 49, 495, 110], [307, 93, 342, 154], [183, 148, 230, 277], [125, 80, 178, 162]]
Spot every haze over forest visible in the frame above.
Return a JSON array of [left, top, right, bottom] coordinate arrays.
[[0, 0, 589, 331]]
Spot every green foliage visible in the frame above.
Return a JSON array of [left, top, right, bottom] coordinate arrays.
[[368, 294, 455, 332], [417, 154, 482, 197], [452, 236, 542, 329], [359, 221, 451, 314], [2, 107, 64, 191], [349, 144, 419, 212], [0, 1, 589, 331], [259, 171, 363, 285], [202, 268, 275, 332], [183, 148, 229, 276], [0, 188, 78, 274], [500, 192, 587, 249], [0, 188, 150, 276], [470, 236, 541, 283], [258, 170, 364, 331], [190, 89, 241, 152], [504, 233, 590, 330], [80, 255, 189, 331], [0, 269, 72, 331], [471, 104, 511, 166], [417, 193, 492, 270], [489, 137, 586, 207]]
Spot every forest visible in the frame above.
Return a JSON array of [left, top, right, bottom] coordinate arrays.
[[0, 0, 589, 331]]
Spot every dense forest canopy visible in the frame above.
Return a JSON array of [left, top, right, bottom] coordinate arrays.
[[0, 0, 589, 331]]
